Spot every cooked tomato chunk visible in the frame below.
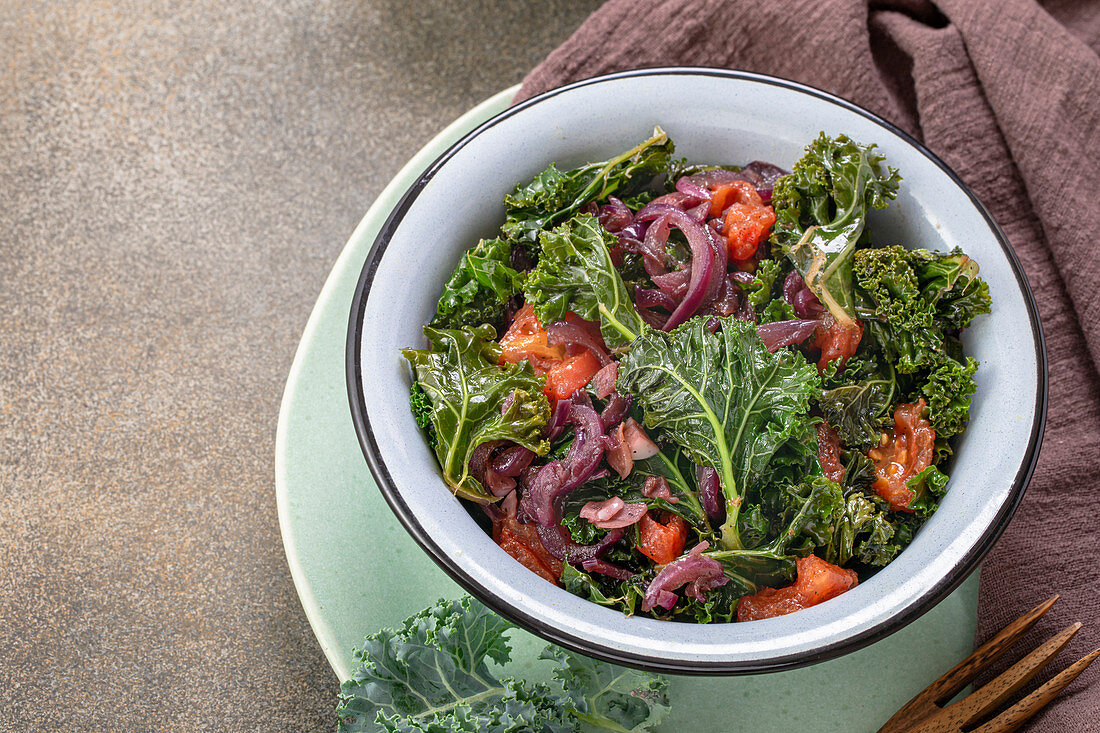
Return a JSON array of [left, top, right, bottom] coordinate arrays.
[[492, 514, 562, 585], [810, 315, 863, 372], [736, 555, 858, 622], [867, 399, 935, 512], [636, 512, 689, 565]]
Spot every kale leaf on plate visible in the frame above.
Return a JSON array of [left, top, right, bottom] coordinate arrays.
[[336, 596, 669, 733], [402, 324, 550, 501]]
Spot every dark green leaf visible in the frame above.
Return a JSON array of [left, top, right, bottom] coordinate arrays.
[[817, 360, 896, 447], [617, 317, 821, 550], [907, 464, 949, 519], [920, 356, 978, 439], [502, 128, 674, 256], [771, 133, 901, 327], [523, 214, 647, 349], [744, 257, 785, 309], [410, 381, 438, 449], [430, 237, 522, 331], [402, 325, 550, 501]]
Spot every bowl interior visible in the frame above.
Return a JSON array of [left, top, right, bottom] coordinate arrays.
[[350, 70, 1044, 672]]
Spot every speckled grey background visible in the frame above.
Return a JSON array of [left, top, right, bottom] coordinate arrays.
[[0, 1, 601, 729]]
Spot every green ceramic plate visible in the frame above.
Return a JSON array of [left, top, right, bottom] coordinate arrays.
[[275, 85, 979, 731]]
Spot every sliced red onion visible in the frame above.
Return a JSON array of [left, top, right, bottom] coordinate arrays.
[[635, 193, 697, 220], [740, 161, 786, 204], [685, 169, 745, 188], [651, 267, 691, 299], [470, 441, 513, 496], [598, 196, 633, 233], [622, 418, 659, 459], [697, 465, 724, 523], [599, 391, 633, 431], [580, 201, 599, 216], [702, 224, 728, 304], [637, 306, 670, 330], [705, 317, 720, 333], [602, 422, 633, 478], [640, 215, 671, 276], [618, 221, 648, 242], [635, 287, 677, 311], [538, 523, 625, 564], [702, 275, 742, 318], [590, 362, 618, 400], [651, 589, 679, 610], [546, 399, 571, 441], [781, 270, 825, 318], [675, 176, 711, 203], [662, 210, 716, 331], [547, 320, 611, 366], [757, 319, 820, 352], [560, 394, 608, 490], [579, 497, 647, 529], [524, 461, 568, 526], [581, 558, 636, 580], [730, 270, 756, 285], [492, 445, 535, 477], [641, 541, 728, 612], [642, 475, 678, 504], [685, 201, 710, 223]]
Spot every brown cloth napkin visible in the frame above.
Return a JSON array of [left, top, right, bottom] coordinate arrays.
[[517, 0, 1100, 728]]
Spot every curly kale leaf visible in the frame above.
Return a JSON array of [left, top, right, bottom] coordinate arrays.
[[824, 492, 904, 567], [402, 325, 550, 501], [854, 245, 990, 375], [744, 257, 785, 310], [771, 133, 901, 328], [431, 237, 522, 332], [523, 214, 647, 349], [544, 647, 671, 733], [707, 476, 844, 595], [409, 382, 437, 449], [914, 250, 991, 330], [336, 597, 669, 733], [920, 356, 978, 439], [817, 359, 896, 448], [502, 128, 674, 257], [907, 464, 950, 519], [618, 317, 821, 551]]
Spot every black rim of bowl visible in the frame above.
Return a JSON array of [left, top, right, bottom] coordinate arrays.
[[345, 67, 1048, 675]]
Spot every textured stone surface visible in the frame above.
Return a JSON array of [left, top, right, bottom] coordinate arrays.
[[0, 1, 600, 729]]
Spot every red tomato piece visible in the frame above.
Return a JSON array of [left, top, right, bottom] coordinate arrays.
[[867, 400, 935, 512], [544, 350, 601, 402], [709, 181, 776, 261], [498, 303, 565, 373], [493, 514, 562, 585], [810, 316, 863, 372], [636, 512, 689, 565], [736, 555, 859, 622], [816, 422, 845, 483]]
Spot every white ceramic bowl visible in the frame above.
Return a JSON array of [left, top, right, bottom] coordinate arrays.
[[347, 69, 1046, 673]]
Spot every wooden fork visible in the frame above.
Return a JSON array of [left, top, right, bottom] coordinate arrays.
[[879, 595, 1099, 733]]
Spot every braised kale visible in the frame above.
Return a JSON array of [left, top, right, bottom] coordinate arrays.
[[523, 214, 647, 349], [502, 128, 674, 257], [617, 318, 821, 550], [431, 237, 522, 332], [402, 325, 550, 501], [771, 134, 901, 328], [336, 596, 669, 733]]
